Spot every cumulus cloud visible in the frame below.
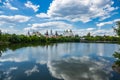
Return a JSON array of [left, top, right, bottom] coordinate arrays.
[[97, 22, 113, 27], [0, 26, 23, 34], [92, 29, 115, 36], [47, 0, 117, 22], [36, 13, 49, 18], [86, 28, 96, 31], [3, 1, 18, 10], [96, 18, 120, 27], [0, 21, 6, 26], [24, 21, 115, 36], [25, 1, 40, 12], [24, 21, 73, 31], [72, 28, 115, 36], [0, 15, 31, 23]]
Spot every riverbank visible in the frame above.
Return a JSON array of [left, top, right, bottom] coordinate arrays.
[[0, 38, 119, 46], [0, 33, 120, 45], [80, 41, 119, 43]]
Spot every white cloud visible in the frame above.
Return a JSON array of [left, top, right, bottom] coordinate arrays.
[[3, 1, 18, 10], [25, 1, 40, 12], [96, 18, 120, 27], [69, 28, 96, 36], [47, 0, 117, 22], [114, 19, 120, 22], [92, 29, 115, 36], [0, 15, 31, 23], [0, 21, 6, 26], [72, 28, 115, 36], [24, 21, 73, 31], [96, 21, 113, 27], [86, 28, 96, 31], [24, 21, 115, 36], [36, 13, 49, 18]]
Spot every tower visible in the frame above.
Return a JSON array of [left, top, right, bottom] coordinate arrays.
[[50, 30, 53, 36], [45, 30, 48, 36]]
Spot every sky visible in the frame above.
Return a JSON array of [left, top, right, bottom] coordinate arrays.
[[0, 0, 120, 36]]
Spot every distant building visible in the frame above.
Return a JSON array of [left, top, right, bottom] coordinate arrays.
[[45, 30, 49, 37], [0, 30, 2, 35], [44, 29, 74, 37], [63, 29, 74, 37], [55, 31, 58, 37], [44, 30, 59, 38], [27, 31, 42, 37], [32, 31, 42, 37], [50, 30, 53, 37], [27, 31, 30, 36]]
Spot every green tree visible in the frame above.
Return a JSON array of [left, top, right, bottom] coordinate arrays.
[[9, 34, 21, 43], [114, 21, 120, 37]]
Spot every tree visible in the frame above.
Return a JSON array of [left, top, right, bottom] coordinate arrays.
[[9, 34, 21, 43], [114, 21, 120, 37]]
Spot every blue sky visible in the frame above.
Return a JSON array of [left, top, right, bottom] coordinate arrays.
[[0, 0, 120, 36]]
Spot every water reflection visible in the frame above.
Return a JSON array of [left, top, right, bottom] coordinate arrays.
[[48, 56, 112, 80], [0, 43, 120, 80], [112, 46, 120, 73], [25, 65, 39, 76]]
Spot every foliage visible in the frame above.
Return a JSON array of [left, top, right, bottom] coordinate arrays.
[[113, 52, 120, 59], [113, 50, 120, 67], [82, 35, 119, 43], [114, 21, 120, 37], [0, 30, 120, 44]]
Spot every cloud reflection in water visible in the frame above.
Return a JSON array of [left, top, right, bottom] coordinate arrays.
[[0, 43, 119, 80], [47, 56, 113, 80], [25, 65, 39, 76]]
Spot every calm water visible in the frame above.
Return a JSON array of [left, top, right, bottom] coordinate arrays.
[[0, 43, 120, 80]]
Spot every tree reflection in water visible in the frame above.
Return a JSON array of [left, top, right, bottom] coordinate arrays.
[[0, 43, 48, 57], [112, 49, 120, 73]]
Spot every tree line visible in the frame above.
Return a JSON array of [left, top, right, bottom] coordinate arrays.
[[0, 21, 120, 44], [0, 33, 80, 44]]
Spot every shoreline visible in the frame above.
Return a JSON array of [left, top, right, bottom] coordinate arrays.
[[0, 41, 119, 46]]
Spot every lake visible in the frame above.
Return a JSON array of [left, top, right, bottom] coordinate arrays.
[[0, 43, 120, 80]]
